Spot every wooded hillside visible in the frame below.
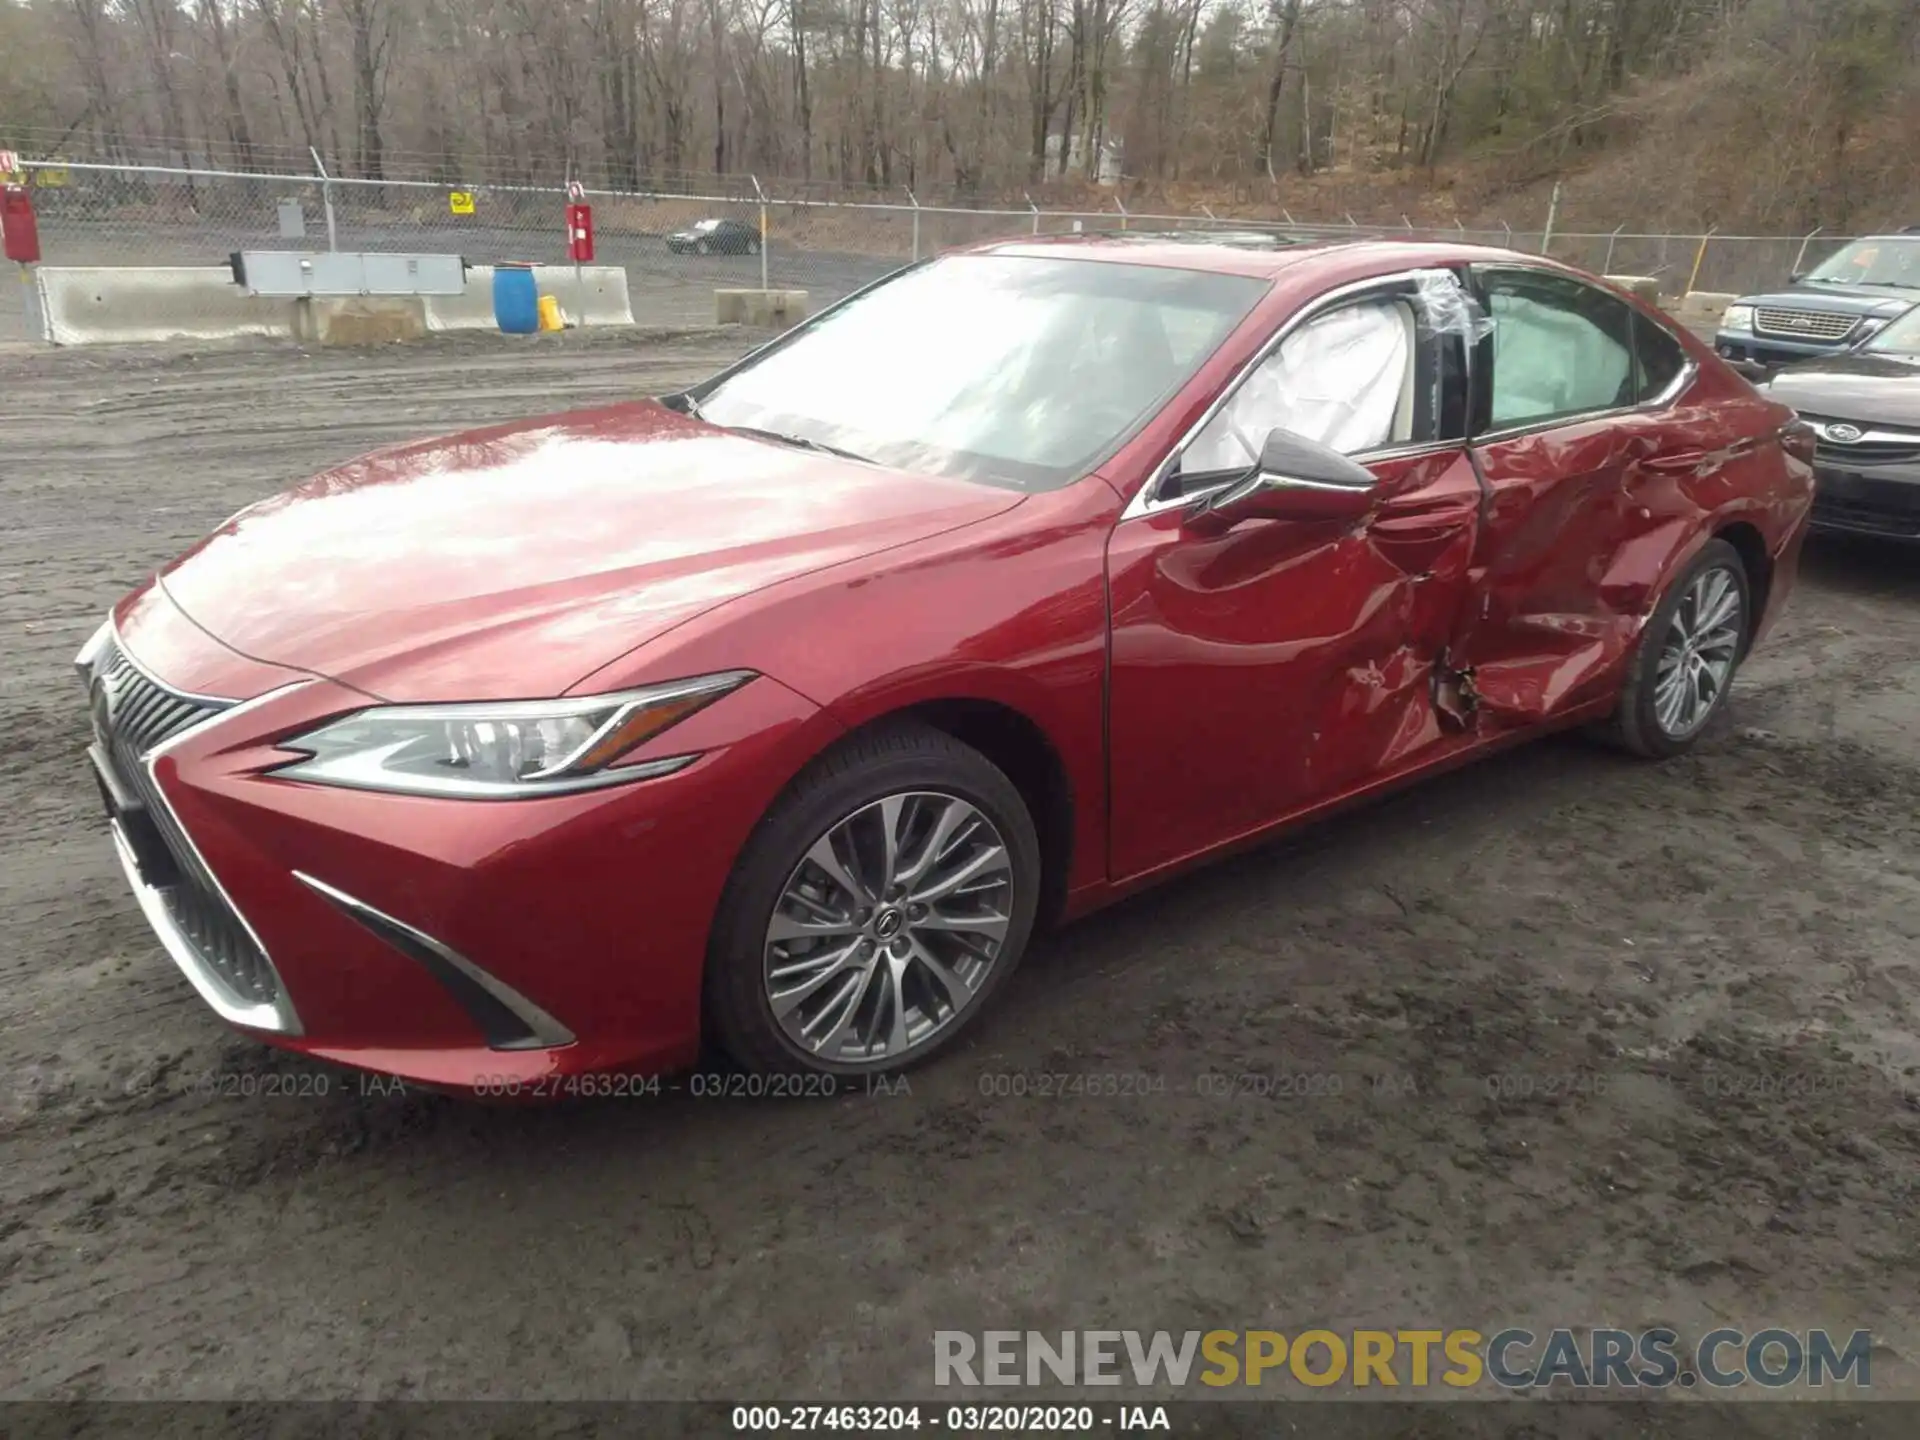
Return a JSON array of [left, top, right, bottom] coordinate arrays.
[[1, 0, 1916, 230]]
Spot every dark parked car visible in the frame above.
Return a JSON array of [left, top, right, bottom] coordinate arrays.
[[667, 217, 760, 255], [1762, 304, 1920, 540], [1716, 232, 1920, 367], [78, 237, 1813, 1089]]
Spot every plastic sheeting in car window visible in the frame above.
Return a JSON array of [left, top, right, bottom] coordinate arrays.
[[1186, 300, 1415, 474], [1414, 268, 1494, 348]]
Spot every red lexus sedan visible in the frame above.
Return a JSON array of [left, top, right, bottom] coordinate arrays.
[[78, 237, 1815, 1088]]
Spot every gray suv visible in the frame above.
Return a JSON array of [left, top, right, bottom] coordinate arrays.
[[1716, 231, 1920, 368]]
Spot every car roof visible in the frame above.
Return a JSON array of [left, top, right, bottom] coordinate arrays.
[[963, 232, 1562, 282]]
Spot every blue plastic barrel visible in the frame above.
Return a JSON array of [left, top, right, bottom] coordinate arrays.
[[492, 263, 540, 334]]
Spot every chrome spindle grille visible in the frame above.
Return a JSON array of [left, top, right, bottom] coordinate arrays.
[[91, 639, 282, 1007]]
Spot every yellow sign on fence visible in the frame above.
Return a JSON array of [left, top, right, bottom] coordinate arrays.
[[34, 166, 69, 187], [449, 191, 475, 216]]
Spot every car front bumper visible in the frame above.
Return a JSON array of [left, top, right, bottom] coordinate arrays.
[[1809, 462, 1920, 541], [1715, 334, 1854, 367], [81, 615, 836, 1089]]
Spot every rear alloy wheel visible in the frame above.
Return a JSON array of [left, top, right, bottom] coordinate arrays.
[[706, 724, 1040, 1076], [1606, 538, 1751, 758]]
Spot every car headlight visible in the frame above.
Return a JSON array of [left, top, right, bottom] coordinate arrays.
[[1720, 304, 1755, 333], [272, 671, 755, 798]]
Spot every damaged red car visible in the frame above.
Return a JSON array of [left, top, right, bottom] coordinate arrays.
[[80, 236, 1815, 1088]]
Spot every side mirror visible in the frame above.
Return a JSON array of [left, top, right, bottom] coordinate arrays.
[[1185, 429, 1379, 534]]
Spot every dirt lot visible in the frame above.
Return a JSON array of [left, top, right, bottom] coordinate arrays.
[[2, 333, 1918, 1418]]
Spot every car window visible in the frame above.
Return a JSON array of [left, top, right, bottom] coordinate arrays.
[[1632, 312, 1690, 402], [1483, 270, 1635, 429], [695, 219, 721, 233], [1864, 305, 1920, 357], [1805, 237, 1920, 289], [695, 255, 1268, 490], [1182, 299, 1417, 477]]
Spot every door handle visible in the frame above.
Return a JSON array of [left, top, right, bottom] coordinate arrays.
[[1371, 516, 1467, 545]]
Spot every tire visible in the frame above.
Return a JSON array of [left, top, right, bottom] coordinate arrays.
[[706, 722, 1042, 1077], [747, 238, 760, 256], [1602, 538, 1752, 759]]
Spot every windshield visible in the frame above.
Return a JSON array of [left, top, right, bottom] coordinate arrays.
[[1864, 305, 1920, 357], [695, 255, 1269, 489], [1805, 237, 1920, 290]]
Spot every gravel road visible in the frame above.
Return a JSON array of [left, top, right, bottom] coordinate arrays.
[[2, 333, 1917, 1420]]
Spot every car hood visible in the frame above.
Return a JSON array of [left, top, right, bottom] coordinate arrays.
[[1734, 284, 1916, 319], [1763, 352, 1920, 427], [157, 402, 1024, 701]]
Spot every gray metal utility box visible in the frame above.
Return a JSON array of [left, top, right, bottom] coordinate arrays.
[[230, 251, 468, 298]]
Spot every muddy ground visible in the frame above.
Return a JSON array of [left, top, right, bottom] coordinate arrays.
[[2, 333, 1918, 1421]]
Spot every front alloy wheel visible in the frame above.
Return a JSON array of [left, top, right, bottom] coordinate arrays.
[[764, 792, 1012, 1064], [706, 723, 1041, 1076]]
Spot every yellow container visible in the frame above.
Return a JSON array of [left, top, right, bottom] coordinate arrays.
[[537, 293, 566, 331]]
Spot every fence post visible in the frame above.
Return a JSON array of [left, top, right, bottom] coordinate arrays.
[[1688, 227, 1718, 296], [750, 174, 769, 290], [1200, 203, 1217, 230], [565, 170, 587, 331], [1791, 225, 1823, 278], [1501, 220, 1513, 248], [906, 188, 921, 261], [1114, 196, 1128, 232], [1026, 193, 1040, 236], [1541, 180, 1562, 256], [309, 147, 338, 252], [1604, 224, 1624, 274], [1282, 208, 1295, 227]]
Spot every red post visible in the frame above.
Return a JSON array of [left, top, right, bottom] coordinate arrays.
[[567, 203, 595, 264], [2, 184, 41, 264]]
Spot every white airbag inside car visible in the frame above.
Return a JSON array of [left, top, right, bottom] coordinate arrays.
[[1184, 300, 1414, 474]]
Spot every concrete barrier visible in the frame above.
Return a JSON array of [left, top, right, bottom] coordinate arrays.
[[539, 265, 634, 327], [716, 289, 810, 329], [36, 266, 297, 346], [293, 296, 427, 346], [421, 267, 501, 333], [37, 263, 635, 345], [1676, 291, 1738, 328], [1606, 274, 1662, 305], [423, 265, 635, 332]]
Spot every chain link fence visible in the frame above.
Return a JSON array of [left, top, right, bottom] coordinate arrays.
[[0, 159, 1867, 345]]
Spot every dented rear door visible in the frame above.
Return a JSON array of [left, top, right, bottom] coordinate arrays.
[[1453, 264, 1722, 727]]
